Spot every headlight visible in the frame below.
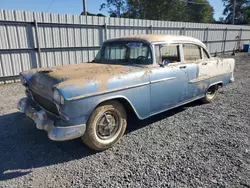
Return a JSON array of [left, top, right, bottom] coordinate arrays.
[[20, 74, 27, 85], [53, 90, 65, 105]]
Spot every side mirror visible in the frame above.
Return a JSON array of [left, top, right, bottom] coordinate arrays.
[[159, 60, 170, 67]]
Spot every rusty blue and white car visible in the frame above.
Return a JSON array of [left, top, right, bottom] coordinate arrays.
[[17, 34, 235, 150]]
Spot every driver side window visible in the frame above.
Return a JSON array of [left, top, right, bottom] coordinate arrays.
[[130, 45, 148, 59], [129, 43, 152, 64]]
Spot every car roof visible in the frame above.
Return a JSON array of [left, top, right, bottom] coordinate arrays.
[[105, 34, 207, 49]]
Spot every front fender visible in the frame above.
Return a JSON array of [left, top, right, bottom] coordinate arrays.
[[94, 95, 144, 120], [60, 84, 151, 121]]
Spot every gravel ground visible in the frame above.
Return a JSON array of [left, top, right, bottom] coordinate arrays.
[[0, 53, 250, 188]]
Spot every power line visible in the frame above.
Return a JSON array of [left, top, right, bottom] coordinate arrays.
[[186, 0, 210, 5], [46, 0, 55, 12]]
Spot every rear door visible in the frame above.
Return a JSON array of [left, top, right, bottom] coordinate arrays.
[[150, 44, 189, 115], [198, 48, 232, 79], [183, 44, 210, 98]]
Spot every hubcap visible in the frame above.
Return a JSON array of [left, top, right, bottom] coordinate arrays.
[[96, 111, 120, 140], [206, 86, 217, 99]]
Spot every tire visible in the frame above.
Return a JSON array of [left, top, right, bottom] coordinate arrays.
[[81, 101, 127, 151], [201, 84, 219, 103]]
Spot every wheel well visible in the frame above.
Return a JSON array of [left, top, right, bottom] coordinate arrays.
[[98, 98, 138, 118], [217, 82, 223, 88], [209, 82, 223, 89]]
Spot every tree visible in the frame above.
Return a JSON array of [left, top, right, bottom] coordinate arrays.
[[222, 0, 250, 24], [80, 11, 105, 17], [244, 6, 250, 23], [100, 0, 128, 17], [126, 0, 188, 21], [186, 0, 215, 23], [99, 0, 215, 23]]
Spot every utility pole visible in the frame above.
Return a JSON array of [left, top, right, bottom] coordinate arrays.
[[83, 0, 87, 16], [232, 0, 236, 24]]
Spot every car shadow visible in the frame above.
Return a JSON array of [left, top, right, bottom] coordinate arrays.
[[0, 100, 202, 181], [126, 100, 203, 133], [0, 112, 97, 181]]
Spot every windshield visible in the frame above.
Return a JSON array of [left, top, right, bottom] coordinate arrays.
[[94, 41, 152, 65]]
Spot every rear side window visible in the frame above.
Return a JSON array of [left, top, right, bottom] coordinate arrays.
[[203, 49, 210, 59], [183, 44, 202, 61], [155, 44, 180, 65]]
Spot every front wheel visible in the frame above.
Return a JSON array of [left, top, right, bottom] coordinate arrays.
[[201, 85, 219, 103], [81, 101, 127, 151]]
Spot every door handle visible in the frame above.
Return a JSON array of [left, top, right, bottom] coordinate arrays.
[[179, 66, 186, 69], [202, 62, 207, 65]]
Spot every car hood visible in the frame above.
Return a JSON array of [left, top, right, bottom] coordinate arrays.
[[22, 62, 150, 100]]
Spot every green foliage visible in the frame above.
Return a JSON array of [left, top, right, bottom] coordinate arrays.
[[187, 0, 215, 23], [100, 0, 128, 17], [222, 0, 250, 24], [100, 0, 215, 23], [127, 0, 189, 21], [80, 11, 105, 17]]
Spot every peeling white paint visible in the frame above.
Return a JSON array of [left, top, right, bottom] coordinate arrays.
[[198, 57, 235, 81]]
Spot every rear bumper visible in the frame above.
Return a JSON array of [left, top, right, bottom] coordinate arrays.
[[229, 77, 235, 83], [17, 97, 86, 141]]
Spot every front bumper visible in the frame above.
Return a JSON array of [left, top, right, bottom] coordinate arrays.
[[17, 97, 86, 141]]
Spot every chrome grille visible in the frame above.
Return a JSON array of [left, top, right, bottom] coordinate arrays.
[[32, 91, 59, 115]]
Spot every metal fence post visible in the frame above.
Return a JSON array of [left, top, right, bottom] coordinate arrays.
[[238, 28, 243, 51], [205, 27, 209, 46], [104, 22, 108, 40], [180, 27, 185, 35], [223, 28, 228, 54], [203, 28, 206, 42], [85, 16, 90, 62], [34, 20, 42, 68], [182, 27, 186, 35], [149, 25, 153, 34]]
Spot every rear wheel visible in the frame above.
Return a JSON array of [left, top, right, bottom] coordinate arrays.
[[81, 101, 127, 151], [201, 85, 219, 103]]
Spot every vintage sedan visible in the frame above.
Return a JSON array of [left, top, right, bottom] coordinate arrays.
[[17, 34, 235, 150]]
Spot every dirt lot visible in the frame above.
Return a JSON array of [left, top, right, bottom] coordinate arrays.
[[0, 53, 250, 188]]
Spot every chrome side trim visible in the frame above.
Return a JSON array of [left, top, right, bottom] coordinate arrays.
[[70, 82, 150, 101], [189, 76, 209, 83], [150, 77, 176, 84], [208, 81, 223, 88], [189, 72, 231, 83], [69, 77, 176, 101]]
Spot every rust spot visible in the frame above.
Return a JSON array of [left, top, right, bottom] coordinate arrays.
[[52, 62, 143, 91], [197, 82, 206, 90], [142, 69, 152, 79]]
